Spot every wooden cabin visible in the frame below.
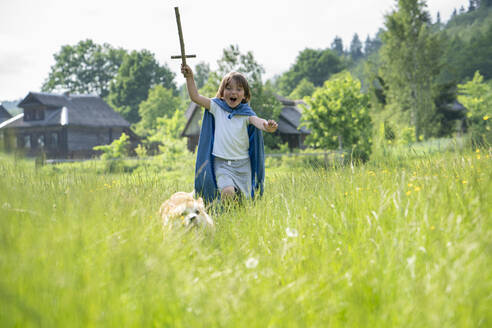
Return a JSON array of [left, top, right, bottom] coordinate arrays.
[[274, 95, 310, 149], [0, 92, 137, 158]]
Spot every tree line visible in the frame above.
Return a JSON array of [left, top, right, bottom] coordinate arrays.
[[40, 0, 492, 158]]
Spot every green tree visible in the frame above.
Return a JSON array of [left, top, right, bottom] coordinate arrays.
[[253, 82, 283, 149], [349, 33, 363, 61], [457, 71, 492, 145], [199, 71, 221, 98], [217, 44, 264, 89], [194, 62, 211, 89], [93, 132, 130, 160], [42, 39, 126, 97], [364, 30, 383, 56], [107, 50, 176, 124], [436, 11, 442, 25], [330, 36, 345, 56], [380, 0, 442, 139], [148, 110, 189, 159], [468, 23, 492, 80], [135, 85, 183, 136], [469, 0, 477, 11], [288, 78, 316, 100], [93, 133, 131, 172], [149, 109, 187, 141], [439, 34, 467, 83], [301, 72, 372, 161], [482, 0, 492, 7], [276, 48, 346, 96]]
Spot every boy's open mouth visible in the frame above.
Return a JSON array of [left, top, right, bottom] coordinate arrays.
[[229, 97, 237, 103]]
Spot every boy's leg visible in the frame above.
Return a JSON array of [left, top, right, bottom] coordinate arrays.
[[220, 186, 241, 209], [214, 157, 250, 203], [221, 186, 236, 199]]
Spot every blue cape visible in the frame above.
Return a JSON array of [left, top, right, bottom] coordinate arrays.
[[194, 98, 265, 203]]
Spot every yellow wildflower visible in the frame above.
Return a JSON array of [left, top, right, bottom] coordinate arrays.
[[483, 115, 489, 121], [414, 186, 421, 192], [406, 190, 412, 196]]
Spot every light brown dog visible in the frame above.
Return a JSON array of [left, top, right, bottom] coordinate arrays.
[[159, 192, 213, 229]]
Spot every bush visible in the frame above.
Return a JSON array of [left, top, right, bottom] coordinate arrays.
[[399, 126, 417, 145], [458, 71, 492, 147], [93, 133, 130, 172], [301, 71, 372, 162]]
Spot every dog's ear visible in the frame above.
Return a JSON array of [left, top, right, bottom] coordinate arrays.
[[197, 197, 205, 207]]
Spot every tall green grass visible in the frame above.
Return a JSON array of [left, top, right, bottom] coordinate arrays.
[[0, 147, 491, 327]]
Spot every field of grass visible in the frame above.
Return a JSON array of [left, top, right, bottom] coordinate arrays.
[[0, 146, 491, 327]]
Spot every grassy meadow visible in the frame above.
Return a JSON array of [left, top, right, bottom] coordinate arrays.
[[0, 143, 491, 327]]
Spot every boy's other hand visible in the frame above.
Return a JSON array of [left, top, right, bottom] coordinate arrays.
[[263, 120, 278, 133], [181, 64, 193, 78]]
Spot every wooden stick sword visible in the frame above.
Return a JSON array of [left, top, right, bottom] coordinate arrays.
[[171, 7, 196, 66]]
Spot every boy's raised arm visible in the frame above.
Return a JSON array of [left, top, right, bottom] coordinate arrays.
[[249, 116, 278, 133], [182, 64, 211, 109]]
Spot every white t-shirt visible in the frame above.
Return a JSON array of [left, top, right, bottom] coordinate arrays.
[[208, 100, 251, 160]]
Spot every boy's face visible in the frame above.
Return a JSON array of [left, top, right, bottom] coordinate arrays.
[[222, 79, 245, 108]]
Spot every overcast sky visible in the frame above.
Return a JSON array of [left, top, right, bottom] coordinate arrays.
[[0, 0, 468, 101]]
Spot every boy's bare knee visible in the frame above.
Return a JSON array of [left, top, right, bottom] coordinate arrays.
[[221, 186, 236, 199]]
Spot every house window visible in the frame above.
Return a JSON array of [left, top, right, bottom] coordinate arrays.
[[24, 135, 31, 148], [24, 110, 33, 121], [51, 132, 59, 147], [37, 134, 45, 148], [24, 109, 44, 121], [35, 110, 44, 120]]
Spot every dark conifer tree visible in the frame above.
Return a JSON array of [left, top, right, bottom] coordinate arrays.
[[349, 33, 363, 61], [330, 36, 344, 57], [468, 0, 476, 11]]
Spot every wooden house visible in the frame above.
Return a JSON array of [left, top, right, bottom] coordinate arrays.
[[0, 92, 137, 158], [274, 95, 310, 149], [181, 95, 310, 152]]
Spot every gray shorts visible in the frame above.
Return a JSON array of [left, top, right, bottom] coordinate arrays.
[[214, 157, 252, 198]]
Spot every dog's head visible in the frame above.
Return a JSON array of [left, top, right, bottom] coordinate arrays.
[[159, 192, 213, 229]]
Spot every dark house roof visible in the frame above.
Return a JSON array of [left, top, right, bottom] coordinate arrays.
[[439, 100, 467, 121], [446, 100, 466, 112], [274, 95, 309, 135], [277, 105, 309, 135], [0, 104, 12, 123], [1, 92, 129, 129]]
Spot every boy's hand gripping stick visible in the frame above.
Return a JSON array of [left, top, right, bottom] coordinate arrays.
[[171, 7, 196, 66]]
